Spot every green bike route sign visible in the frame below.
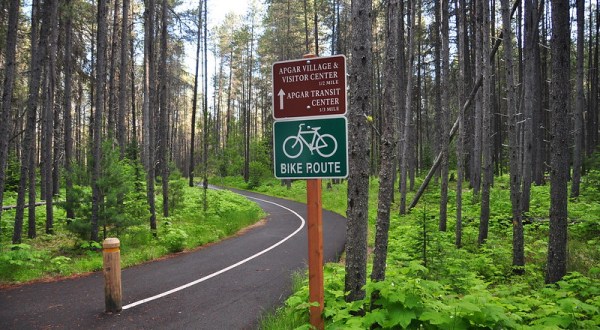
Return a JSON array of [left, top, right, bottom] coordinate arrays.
[[273, 117, 348, 179]]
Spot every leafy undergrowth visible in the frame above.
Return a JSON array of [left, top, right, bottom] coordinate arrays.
[[217, 174, 600, 329], [0, 182, 263, 285]]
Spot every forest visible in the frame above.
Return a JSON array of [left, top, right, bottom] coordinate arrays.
[[1, 0, 600, 328]]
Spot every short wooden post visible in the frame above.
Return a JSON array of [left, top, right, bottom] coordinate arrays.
[[307, 179, 324, 330], [103, 238, 122, 313]]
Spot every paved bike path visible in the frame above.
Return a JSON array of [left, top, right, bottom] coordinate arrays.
[[0, 187, 347, 329]]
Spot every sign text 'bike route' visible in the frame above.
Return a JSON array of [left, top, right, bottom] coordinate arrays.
[[273, 117, 348, 179]]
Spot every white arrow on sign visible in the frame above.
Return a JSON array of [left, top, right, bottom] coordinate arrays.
[[278, 89, 286, 110]]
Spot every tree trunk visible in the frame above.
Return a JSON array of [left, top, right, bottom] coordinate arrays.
[[500, 0, 524, 274], [243, 17, 252, 186], [130, 0, 138, 160], [571, 0, 584, 198], [118, 0, 130, 158], [546, 0, 570, 284], [189, 2, 202, 187], [587, 2, 599, 155], [26, 0, 43, 239], [159, 0, 170, 217], [64, 0, 75, 220], [345, 0, 372, 303], [371, 0, 399, 284], [202, 0, 209, 209], [438, 0, 450, 231], [143, 0, 157, 235], [400, 0, 416, 216], [1, 0, 21, 238], [107, 0, 120, 139], [479, 0, 493, 245], [472, 1, 483, 199], [303, 0, 310, 53], [433, 0, 442, 187], [92, 0, 108, 242], [533, 1, 546, 185], [456, 0, 467, 248], [523, 0, 541, 213], [43, 0, 59, 235]]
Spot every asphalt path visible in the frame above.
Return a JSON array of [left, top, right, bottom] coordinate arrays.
[[0, 187, 347, 329]]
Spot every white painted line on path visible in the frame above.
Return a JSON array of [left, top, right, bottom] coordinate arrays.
[[122, 196, 305, 310]]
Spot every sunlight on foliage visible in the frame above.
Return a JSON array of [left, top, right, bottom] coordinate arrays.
[[224, 171, 600, 329], [0, 180, 263, 284]]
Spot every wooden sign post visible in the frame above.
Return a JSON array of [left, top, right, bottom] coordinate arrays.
[[272, 53, 348, 330], [307, 179, 324, 329]]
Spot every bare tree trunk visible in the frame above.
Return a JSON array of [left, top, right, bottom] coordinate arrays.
[[1, 0, 21, 237], [546, 0, 570, 284], [118, 0, 130, 158], [472, 1, 483, 199], [303, 0, 310, 53], [400, 0, 416, 215], [500, 0, 524, 274], [202, 0, 209, 209], [242, 17, 253, 187], [533, 1, 546, 185], [43, 0, 59, 235], [28, 141, 37, 239], [189, 2, 202, 187], [345, 0, 372, 303], [225, 48, 233, 147], [371, 0, 399, 284], [64, 0, 75, 220], [130, 0, 138, 157], [456, 0, 467, 248], [108, 0, 120, 138], [26, 0, 43, 238], [522, 0, 541, 214], [587, 2, 599, 155], [396, 0, 406, 198], [479, 0, 493, 245], [439, 0, 450, 231], [92, 0, 108, 242], [433, 0, 442, 187], [143, 0, 157, 235], [571, 0, 585, 198], [159, 0, 170, 217]]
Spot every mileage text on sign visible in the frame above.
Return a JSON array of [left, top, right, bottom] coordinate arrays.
[[272, 55, 347, 119]]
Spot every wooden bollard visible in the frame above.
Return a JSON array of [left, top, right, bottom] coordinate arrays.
[[103, 238, 122, 313]]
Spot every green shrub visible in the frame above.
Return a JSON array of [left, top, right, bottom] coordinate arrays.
[[169, 178, 186, 211], [66, 217, 92, 240], [50, 256, 73, 274], [4, 153, 20, 193], [162, 226, 188, 253], [582, 169, 600, 197], [63, 141, 148, 240], [248, 161, 270, 189], [0, 244, 47, 281]]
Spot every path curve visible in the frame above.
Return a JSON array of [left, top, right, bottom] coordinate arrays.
[[0, 186, 347, 329]]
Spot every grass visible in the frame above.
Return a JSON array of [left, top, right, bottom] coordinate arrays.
[[0, 181, 264, 285], [258, 271, 310, 330]]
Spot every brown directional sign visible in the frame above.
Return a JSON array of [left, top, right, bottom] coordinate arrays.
[[272, 55, 346, 119]]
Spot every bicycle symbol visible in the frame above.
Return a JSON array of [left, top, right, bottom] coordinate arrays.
[[283, 123, 338, 159]]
